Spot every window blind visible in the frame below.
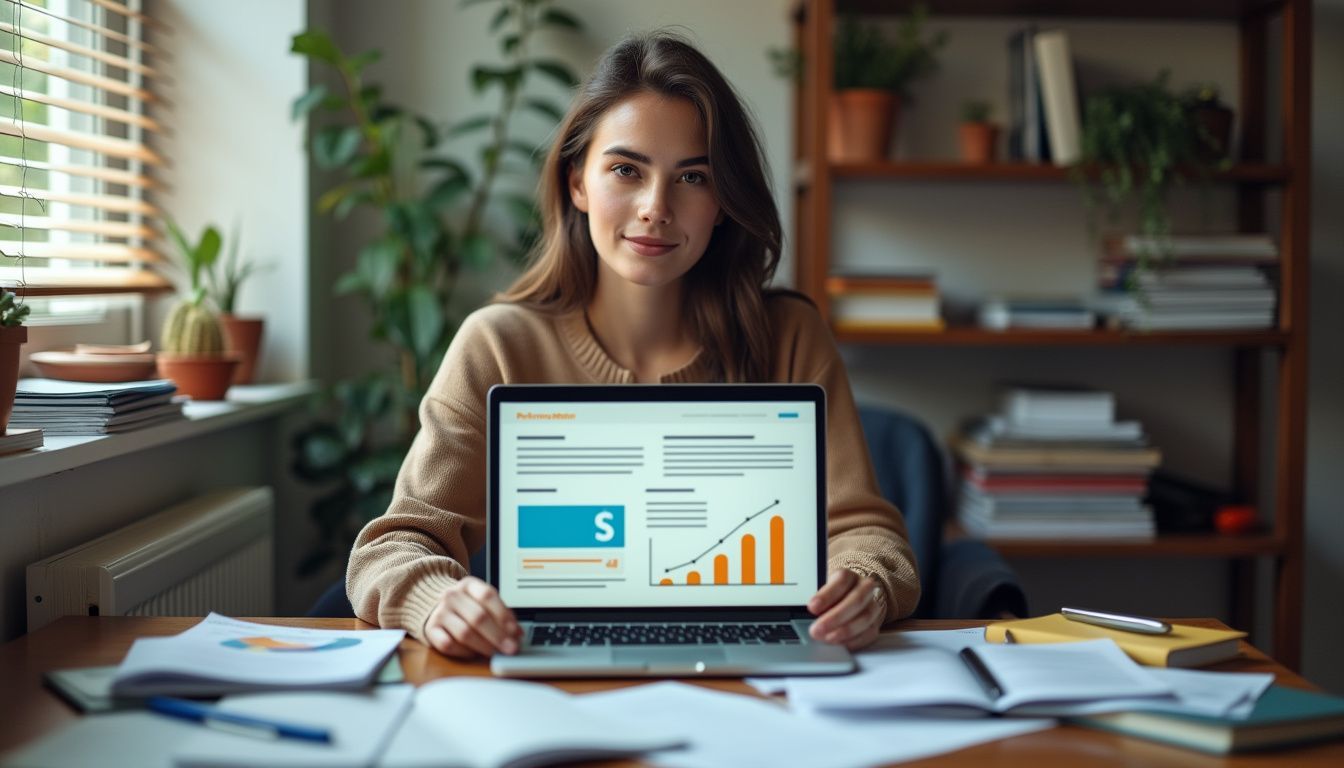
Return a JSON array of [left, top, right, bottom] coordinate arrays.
[[0, 0, 169, 298]]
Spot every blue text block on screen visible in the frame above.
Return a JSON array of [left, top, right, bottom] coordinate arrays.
[[518, 505, 625, 548]]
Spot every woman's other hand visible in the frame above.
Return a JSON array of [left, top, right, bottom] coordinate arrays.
[[423, 576, 523, 659], [807, 568, 885, 650]]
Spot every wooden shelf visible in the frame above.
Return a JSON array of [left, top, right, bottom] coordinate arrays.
[[833, 325, 1288, 347], [831, 1, 1281, 21], [795, 160, 1290, 187], [945, 524, 1284, 558]]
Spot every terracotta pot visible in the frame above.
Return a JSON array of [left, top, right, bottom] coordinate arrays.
[[1188, 103, 1234, 163], [828, 89, 900, 163], [959, 122, 1000, 165], [219, 314, 264, 385], [157, 353, 240, 401], [0, 324, 24, 433]]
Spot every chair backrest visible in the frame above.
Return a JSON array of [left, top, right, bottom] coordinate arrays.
[[857, 404, 950, 618]]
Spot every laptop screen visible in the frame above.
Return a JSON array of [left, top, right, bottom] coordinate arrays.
[[489, 385, 826, 611]]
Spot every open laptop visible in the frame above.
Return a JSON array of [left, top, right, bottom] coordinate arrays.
[[487, 383, 855, 678]]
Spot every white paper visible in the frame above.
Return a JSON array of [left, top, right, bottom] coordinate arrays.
[[745, 627, 989, 695], [378, 678, 686, 768], [114, 614, 404, 696], [1041, 667, 1275, 718], [175, 685, 415, 768], [577, 682, 1054, 768], [0, 712, 190, 768]]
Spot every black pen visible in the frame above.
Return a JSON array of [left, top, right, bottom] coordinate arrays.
[[958, 647, 1003, 700]]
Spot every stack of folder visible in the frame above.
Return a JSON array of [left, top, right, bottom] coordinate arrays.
[[10, 379, 185, 435]]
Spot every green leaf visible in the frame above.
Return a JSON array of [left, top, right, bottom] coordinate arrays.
[[489, 4, 512, 32], [291, 30, 342, 66], [317, 183, 354, 215], [522, 97, 565, 123], [291, 83, 329, 121], [296, 427, 349, 475], [427, 175, 471, 211], [447, 115, 492, 137], [348, 49, 382, 73], [500, 193, 538, 230], [312, 125, 362, 168], [353, 151, 391, 179], [406, 285, 445, 358], [539, 7, 581, 31], [501, 34, 521, 56], [195, 226, 222, 273], [356, 238, 401, 298], [461, 232, 494, 269], [334, 188, 373, 219], [529, 59, 578, 88], [414, 116, 440, 149], [502, 139, 540, 164], [472, 65, 524, 93], [333, 271, 365, 295], [420, 157, 471, 181]]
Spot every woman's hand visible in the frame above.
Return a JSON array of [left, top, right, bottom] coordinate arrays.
[[807, 568, 885, 650], [423, 576, 522, 659]]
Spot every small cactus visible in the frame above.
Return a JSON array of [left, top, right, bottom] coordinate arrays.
[[161, 299, 224, 355]]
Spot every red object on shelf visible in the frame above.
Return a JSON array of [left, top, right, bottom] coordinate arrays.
[[1215, 505, 1257, 535]]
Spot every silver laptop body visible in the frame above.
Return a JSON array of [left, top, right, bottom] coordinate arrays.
[[487, 384, 855, 678]]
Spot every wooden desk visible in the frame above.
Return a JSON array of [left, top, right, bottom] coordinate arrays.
[[1, 617, 1340, 766]]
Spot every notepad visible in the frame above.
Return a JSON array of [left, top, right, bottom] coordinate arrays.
[[986, 613, 1245, 667], [785, 639, 1172, 716]]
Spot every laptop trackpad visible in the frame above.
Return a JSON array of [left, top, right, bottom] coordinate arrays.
[[614, 647, 727, 667]]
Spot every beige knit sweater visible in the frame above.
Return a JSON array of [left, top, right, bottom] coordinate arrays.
[[347, 293, 921, 641]]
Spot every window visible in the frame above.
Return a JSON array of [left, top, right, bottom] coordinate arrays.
[[0, 0, 167, 310]]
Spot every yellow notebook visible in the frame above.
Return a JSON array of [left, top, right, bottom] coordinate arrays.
[[985, 614, 1245, 668]]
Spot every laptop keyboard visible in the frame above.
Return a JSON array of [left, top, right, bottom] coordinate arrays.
[[529, 622, 802, 646]]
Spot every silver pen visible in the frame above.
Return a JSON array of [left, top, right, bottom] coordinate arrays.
[[1061, 607, 1172, 635]]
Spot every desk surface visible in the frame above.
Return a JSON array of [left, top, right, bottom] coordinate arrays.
[[1, 617, 1340, 766]]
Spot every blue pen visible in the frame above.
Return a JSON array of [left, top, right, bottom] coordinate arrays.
[[147, 696, 333, 744]]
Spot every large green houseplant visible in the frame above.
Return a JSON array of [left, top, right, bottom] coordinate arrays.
[[1, 287, 29, 432], [289, 0, 582, 577], [830, 5, 947, 162]]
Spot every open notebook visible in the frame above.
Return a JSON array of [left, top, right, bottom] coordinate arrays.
[[785, 639, 1173, 716]]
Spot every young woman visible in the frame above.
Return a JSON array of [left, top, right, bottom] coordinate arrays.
[[347, 32, 920, 658]]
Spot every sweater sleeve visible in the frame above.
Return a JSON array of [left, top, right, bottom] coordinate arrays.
[[345, 313, 501, 642], [775, 296, 922, 622]]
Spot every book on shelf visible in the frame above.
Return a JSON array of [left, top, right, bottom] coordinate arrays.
[[963, 467, 1150, 495], [985, 613, 1245, 668], [1001, 387, 1116, 427], [956, 438, 1162, 471], [979, 297, 1095, 330], [1099, 264, 1273, 291], [1072, 685, 1344, 755], [1103, 233, 1279, 261], [971, 414, 1145, 445], [0, 426, 43, 456], [959, 512, 1155, 540], [1007, 25, 1048, 162], [1033, 29, 1081, 166]]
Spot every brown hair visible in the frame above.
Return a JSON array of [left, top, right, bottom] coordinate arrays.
[[498, 31, 783, 382]]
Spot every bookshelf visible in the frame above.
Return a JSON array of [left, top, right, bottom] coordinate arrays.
[[791, 0, 1311, 668]]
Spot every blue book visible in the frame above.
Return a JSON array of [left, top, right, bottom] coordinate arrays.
[[1073, 685, 1344, 754]]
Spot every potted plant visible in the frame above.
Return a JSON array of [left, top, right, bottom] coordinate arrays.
[[830, 5, 947, 163], [157, 221, 239, 400], [208, 225, 265, 385], [1182, 83, 1234, 164], [0, 287, 29, 432], [959, 100, 999, 164], [1076, 71, 1221, 273]]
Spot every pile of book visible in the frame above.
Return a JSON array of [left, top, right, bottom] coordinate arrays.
[[825, 273, 943, 332], [9, 379, 185, 435], [1094, 234, 1279, 330], [979, 296, 1095, 330], [954, 388, 1161, 539]]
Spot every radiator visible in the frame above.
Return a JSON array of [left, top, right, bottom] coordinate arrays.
[[25, 487, 275, 633]]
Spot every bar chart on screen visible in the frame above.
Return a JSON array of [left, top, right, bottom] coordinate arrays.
[[650, 499, 795, 587]]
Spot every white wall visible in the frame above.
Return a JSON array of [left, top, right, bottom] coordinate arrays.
[[144, 0, 310, 383], [303, 2, 1341, 684]]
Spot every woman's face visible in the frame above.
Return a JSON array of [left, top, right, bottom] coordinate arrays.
[[569, 91, 723, 291]]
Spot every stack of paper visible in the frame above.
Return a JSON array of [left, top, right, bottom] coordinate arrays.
[[0, 426, 43, 455], [955, 388, 1159, 539], [9, 379, 185, 435]]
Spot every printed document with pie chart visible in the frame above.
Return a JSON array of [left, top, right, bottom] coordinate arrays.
[[497, 400, 819, 607]]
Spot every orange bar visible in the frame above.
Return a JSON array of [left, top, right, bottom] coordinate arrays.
[[659, 578, 673, 586], [714, 554, 728, 584], [770, 515, 784, 584], [741, 534, 756, 584], [687, 570, 701, 585]]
